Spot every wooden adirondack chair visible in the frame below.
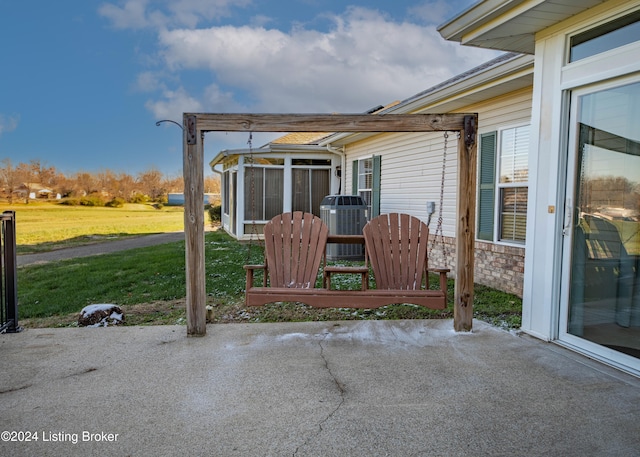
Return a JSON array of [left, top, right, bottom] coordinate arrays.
[[360, 213, 449, 309], [244, 211, 448, 310], [244, 212, 329, 306]]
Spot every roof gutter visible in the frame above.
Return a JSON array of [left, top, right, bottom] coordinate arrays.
[[437, 0, 524, 44], [326, 144, 346, 194]]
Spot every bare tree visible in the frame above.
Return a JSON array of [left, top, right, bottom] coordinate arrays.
[[75, 171, 97, 197], [0, 156, 197, 205], [28, 159, 56, 187], [0, 158, 17, 203], [116, 172, 137, 200], [137, 168, 165, 201], [204, 174, 221, 194], [15, 161, 38, 203], [163, 174, 184, 194]]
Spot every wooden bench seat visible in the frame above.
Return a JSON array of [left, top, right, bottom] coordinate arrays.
[[244, 211, 449, 310], [245, 287, 447, 309]]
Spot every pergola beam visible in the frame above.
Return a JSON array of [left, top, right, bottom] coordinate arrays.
[[183, 113, 477, 336], [188, 113, 471, 134]]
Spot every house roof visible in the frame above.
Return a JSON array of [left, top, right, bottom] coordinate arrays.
[[267, 103, 399, 146], [382, 52, 530, 114], [270, 132, 332, 145], [438, 0, 608, 54], [320, 52, 533, 147]]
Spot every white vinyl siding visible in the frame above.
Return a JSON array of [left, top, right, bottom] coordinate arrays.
[[343, 88, 532, 239]]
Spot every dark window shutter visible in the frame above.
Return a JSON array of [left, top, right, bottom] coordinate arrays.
[[372, 155, 381, 217], [478, 132, 496, 241], [352, 160, 358, 195]]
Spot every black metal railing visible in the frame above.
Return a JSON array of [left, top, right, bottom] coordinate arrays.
[[1, 211, 20, 333]]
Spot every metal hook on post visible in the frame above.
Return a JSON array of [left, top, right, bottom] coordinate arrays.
[[155, 119, 184, 130]]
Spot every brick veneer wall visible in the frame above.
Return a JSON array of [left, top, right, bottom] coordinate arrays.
[[427, 235, 525, 297]]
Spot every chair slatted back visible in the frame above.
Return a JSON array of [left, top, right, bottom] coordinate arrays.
[[363, 213, 429, 290], [263, 212, 328, 288]]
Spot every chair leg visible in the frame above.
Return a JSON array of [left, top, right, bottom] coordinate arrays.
[[439, 271, 448, 295]]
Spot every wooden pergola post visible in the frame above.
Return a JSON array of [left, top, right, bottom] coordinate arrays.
[[182, 113, 477, 336], [183, 115, 206, 336], [455, 116, 477, 332]]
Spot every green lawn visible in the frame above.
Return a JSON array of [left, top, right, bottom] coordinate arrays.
[[2, 201, 187, 254], [11, 202, 522, 329], [612, 219, 640, 256], [17, 230, 522, 329]]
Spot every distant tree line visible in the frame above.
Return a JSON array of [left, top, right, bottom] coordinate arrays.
[[581, 175, 640, 213], [0, 158, 220, 205]]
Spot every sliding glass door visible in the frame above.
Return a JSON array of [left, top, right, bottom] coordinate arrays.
[[560, 79, 640, 372]]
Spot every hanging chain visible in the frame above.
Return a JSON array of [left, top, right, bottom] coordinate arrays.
[[429, 131, 452, 268], [245, 132, 259, 264]]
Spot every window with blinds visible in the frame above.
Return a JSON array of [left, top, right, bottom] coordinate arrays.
[[477, 125, 529, 244], [498, 126, 529, 243], [352, 156, 381, 219]]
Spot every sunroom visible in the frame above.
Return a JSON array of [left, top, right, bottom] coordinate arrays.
[[210, 141, 342, 240]]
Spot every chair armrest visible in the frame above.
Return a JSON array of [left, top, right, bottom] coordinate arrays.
[[426, 268, 449, 293], [244, 264, 266, 288], [323, 266, 369, 291]]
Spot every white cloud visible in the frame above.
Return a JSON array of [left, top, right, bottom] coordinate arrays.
[[135, 71, 165, 92], [153, 7, 498, 113], [408, 1, 462, 25], [99, 0, 153, 29], [99, 0, 250, 29], [145, 86, 204, 119], [0, 114, 19, 137]]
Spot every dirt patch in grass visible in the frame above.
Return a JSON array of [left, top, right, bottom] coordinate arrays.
[[18, 299, 456, 328], [20, 300, 188, 328], [18, 292, 520, 330]]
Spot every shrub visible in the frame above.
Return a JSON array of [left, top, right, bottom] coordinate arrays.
[[59, 198, 81, 206], [130, 193, 149, 204], [80, 194, 106, 207], [106, 197, 126, 208], [208, 205, 222, 224]]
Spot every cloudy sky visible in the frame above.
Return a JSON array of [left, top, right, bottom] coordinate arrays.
[[0, 0, 498, 176]]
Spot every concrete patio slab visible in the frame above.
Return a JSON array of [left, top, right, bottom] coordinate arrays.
[[1, 319, 638, 456]]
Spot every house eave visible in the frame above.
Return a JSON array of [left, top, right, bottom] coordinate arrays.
[[437, 0, 608, 54]]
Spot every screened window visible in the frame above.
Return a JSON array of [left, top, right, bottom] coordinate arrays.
[[222, 170, 230, 214], [291, 168, 330, 215], [244, 167, 284, 221]]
